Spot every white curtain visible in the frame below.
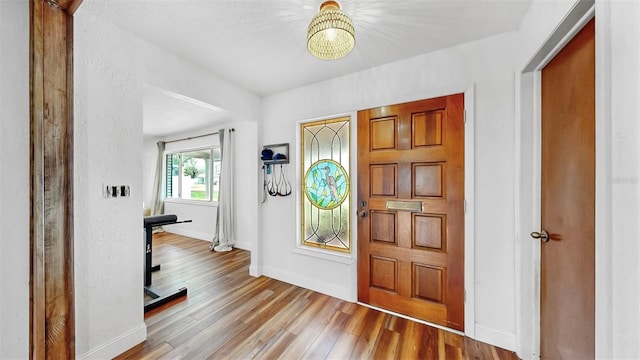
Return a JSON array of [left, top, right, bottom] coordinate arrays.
[[211, 129, 235, 252], [150, 141, 165, 216]]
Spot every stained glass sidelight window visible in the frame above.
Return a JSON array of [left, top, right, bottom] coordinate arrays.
[[300, 116, 351, 253]]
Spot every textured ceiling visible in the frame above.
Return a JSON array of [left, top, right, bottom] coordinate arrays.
[[83, 0, 532, 97], [81, 0, 532, 137]]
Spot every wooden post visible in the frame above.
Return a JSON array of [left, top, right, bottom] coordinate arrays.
[[30, 0, 82, 358]]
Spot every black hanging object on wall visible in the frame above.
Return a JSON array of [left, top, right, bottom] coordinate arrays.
[[276, 164, 292, 196]]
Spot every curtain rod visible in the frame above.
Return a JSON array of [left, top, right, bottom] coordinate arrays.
[[164, 128, 235, 144]]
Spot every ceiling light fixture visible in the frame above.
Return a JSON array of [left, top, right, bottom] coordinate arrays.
[[307, 1, 355, 60]]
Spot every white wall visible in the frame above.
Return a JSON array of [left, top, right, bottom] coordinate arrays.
[[261, 31, 519, 349], [73, 8, 261, 358], [142, 137, 158, 210], [74, 12, 147, 359], [595, 0, 640, 358], [0, 1, 30, 358]]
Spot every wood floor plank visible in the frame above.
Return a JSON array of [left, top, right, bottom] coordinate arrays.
[[325, 331, 359, 359], [166, 286, 275, 348], [397, 316, 421, 359], [343, 303, 370, 335], [348, 310, 387, 359], [301, 310, 350, 360], [145, 313, 198, 349], [277, 303, 339, 358], [371, 327, 401, 359], [210, 284, 305, 358], [284, 292, 335, 336], [252, 329, 298, 359], [416, 324, 439, 360], [114, 232, 520, 360]]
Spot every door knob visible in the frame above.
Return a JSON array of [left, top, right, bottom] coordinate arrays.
[[530, 229, 549, 243], [358, 210, 367, 218]]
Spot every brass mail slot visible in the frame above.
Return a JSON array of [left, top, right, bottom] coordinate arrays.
[[386, 200, 423, 212]]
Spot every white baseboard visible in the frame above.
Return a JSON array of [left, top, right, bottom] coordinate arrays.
[[474, 324, 516, 352], [79, 323, 146, 360], [249, 265, 261, 277], [166, 229, 250, 252], [167, 227, 212, 242], [262, 265, 355, 302], [233, 240, 250, 251]]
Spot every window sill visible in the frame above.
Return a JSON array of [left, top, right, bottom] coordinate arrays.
[[163, 198, 219, 208], [293, 246, 355, 265]]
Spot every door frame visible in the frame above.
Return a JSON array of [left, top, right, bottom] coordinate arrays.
[[30, 0, 83, 357], [516, 1, 603, 358]]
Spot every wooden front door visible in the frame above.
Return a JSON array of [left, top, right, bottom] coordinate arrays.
[[539, 19, 595, 359], [357, 94, 465, 331]]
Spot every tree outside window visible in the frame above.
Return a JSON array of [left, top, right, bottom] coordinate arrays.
[[165, 147, 221, 202]]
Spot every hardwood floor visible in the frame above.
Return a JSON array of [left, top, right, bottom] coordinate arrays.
[[115, 233, 519, 360]]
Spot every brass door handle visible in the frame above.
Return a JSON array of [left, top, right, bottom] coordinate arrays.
[[357, 210, 367, 218], [530, 229, 549, 243]]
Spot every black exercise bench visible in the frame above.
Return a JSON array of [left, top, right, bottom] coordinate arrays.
[[143, 214, 191, 313]]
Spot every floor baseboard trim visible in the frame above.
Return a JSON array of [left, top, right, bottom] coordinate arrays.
[[164, 229, 250, 251], [249, 265, 261, 277], [262, 265, 355, 302], [78, 323, 147, 360], [474, 324, 516, 351], [167, 228, 212, 242]]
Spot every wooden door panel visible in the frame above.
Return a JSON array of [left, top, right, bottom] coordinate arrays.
[[370, 256, 398, 291], [413, 111, 444, 147], [371, 117, 398, 150], [414, 264, 445, 302], [540, 19, 595, 359], [414, 163, 445, 197], [370, 165, 397, 196], [370, 211, 397, 243], [358, 94, 464, 330], [414, 214, 446, 250]]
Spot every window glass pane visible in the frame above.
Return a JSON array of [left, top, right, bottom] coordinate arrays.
[[212, 148, 221, 201], [164, 147, 220, 202], [166, 153, 180, 199], [181, 149, 210, 201], [300, 116, 351, 253]]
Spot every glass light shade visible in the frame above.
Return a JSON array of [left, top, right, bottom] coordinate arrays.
[[307, 1, 355, 60]]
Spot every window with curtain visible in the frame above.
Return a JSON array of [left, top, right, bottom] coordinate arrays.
[[165, 147, 221, 202]]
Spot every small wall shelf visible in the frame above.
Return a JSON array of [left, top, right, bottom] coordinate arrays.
[[262, 143, 289, 165]]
